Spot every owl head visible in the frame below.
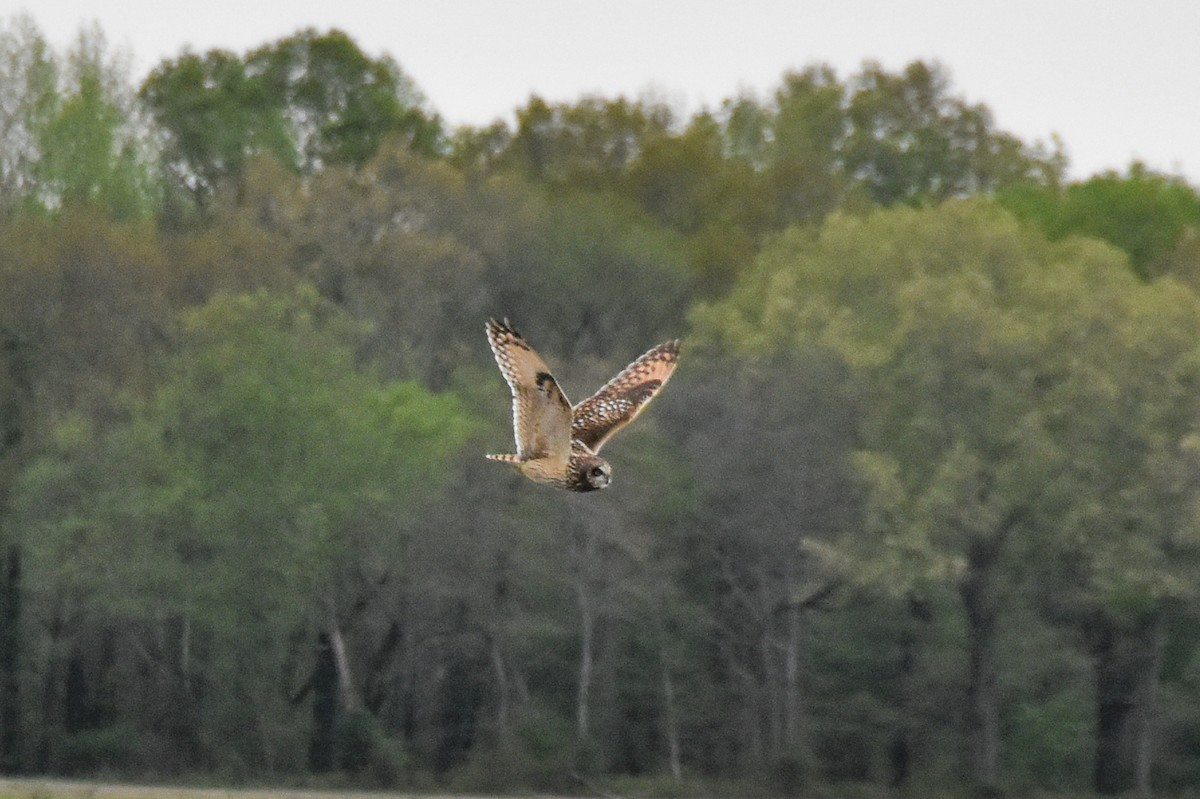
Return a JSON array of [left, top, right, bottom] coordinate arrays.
[[581, 457, 612, 491]]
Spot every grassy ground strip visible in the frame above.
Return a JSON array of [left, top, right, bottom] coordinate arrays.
[[0, 778, 493, 799]]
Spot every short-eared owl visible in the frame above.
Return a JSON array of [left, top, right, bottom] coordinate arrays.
[[486, 318, 680, 491]]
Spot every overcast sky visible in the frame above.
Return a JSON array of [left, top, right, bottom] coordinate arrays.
[[13, 0, 1200, 183]]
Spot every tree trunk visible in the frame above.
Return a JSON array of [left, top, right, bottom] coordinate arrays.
[[167, 614, 201, 766], [1134, 609, 1166, 797], [179, 615, 192, 695], [328, 621, 356, 711], [572, 523, 599, 744], [575, 565, 594, 743], [308, 632, 339, 772], [363, 619, 400, 715], [490, 549, 518, 744], [1091, 609, 1167, 795], [782, 565, 803, 753], [762, 624, 780, 757], [660, 647, 682, 780], [490, 633, 510, 739], [963, 597, 1000, 787], [36, 600, 66, 772], [0, 546, 20, 771], [307, 616, 359, 772], [890, 595, 932, 789], [959, 546, 1000, 790]]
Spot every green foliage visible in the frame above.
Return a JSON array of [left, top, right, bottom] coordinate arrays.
[[499, 186, 694, 353], [504, 95, 673, 190], [34, 25, 159, 219], [0, 16, 158, 219], [16, 412, 187, 622], [756, 65, 849, 225], [139, 49, 297, 212], [336, 709, 407, 785], [150, 287, 476, 630], [13, 286, 477, 769], [245, 29, 444, 168], [1006, 694, 1092, 789], [463, 60, 1061, 297], [0, 209, 170, 426], [999, 163, 1200, 278], [58, 722, 141, 774], [5, 12, 1200, 795], [693, 200, 1192, 601], [843, 61, 1058, 205], [0, 15, 58, 212], [693, 198, 1200, 790], [449, 705, 580, 792], [141, 29, 442, 212]]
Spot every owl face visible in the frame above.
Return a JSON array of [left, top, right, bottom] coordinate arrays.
[[581, 458, 612, 491]]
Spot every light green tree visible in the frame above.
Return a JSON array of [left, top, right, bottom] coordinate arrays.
[[15, 286, 477, 769], [998, 163, 1200, 279], [692, 199, 1196, 791], [0, 15, 57, 212], [0, 16, 158, 219], [245, 29, 443, 170], [1034, 273, 1200, 794], [34, 23, 159, 218]]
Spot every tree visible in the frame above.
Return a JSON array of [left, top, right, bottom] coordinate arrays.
[[625, 112, 767, 294], [999, 163, 1200, 279], [245, 29, 443, 170], [268, 141, 695, 382], [654, 350, 859, 781], [13, 286, 477, 770], [0, 15, 57, 213], [693, 200, 1159, 791], [758, 65, 850, 226], [273, 144, 489, 385], [843, 61, 1062, 205], [502, 95, 673, 191], [33, 24, 159, 219], [139, 49, 296, 213], [0, 16, 158, 219], [141, 28, 441, 214], [1033, 274, 1200, 794], [0, 207, 172, 769]]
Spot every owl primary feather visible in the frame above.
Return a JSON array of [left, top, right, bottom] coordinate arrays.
[[485, 318, 680, 491]]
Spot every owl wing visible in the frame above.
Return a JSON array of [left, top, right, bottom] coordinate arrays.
[[572, 340, 680, 453], [486, 319, 573, 463]]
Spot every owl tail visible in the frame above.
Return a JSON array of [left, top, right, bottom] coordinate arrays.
[[486, 453, 522, 464]]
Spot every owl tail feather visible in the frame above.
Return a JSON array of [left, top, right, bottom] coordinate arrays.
[[486, 453, 523, 464]]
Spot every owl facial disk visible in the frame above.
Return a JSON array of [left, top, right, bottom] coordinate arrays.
[[587, 461, 612, 490]]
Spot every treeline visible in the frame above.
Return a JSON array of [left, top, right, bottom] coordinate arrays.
[[2, 13, 1200, 797]]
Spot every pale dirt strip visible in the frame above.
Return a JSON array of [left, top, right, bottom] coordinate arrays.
[[0, 777, 531, 799]]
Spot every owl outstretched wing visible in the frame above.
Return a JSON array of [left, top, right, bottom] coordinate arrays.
[[486, 318, 573, 463], [572, 340, 680, 453]]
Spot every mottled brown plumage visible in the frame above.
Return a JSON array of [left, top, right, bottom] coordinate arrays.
[[486, 318, 679, 491]]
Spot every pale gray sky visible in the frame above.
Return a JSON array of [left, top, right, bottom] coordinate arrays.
[[14, 0, 1200, 182]]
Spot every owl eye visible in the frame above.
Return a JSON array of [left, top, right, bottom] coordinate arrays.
[[590, 466, 605, 477]]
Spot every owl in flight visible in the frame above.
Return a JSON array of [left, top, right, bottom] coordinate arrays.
[[486, 318, 680, 491]]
